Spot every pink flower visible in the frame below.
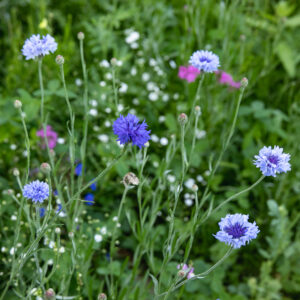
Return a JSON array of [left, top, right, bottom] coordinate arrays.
[[177, 263, 195, 279], [178, 65, 200, 83], [217, 71, 241, 89], [36, 125, 58, 149]]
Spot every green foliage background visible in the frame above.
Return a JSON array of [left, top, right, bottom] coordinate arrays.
[[0, 0, 300, 299]]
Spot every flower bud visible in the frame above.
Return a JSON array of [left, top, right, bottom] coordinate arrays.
[[77, 32, 85, 40], [44, 288, 56, 299], [12, 168, 20, 177], [55, 227, 61, 234], [144, 141, 150, 148], [192, 184, 198, 192], [68, 231, 74, 239], [194, 106, 201, 116], [55, 55, 64, 65], [14, 99, 22, 109], [110, 58, 117, 67], [240, 77, 248, 89], [40, 163, 51, 174], [122, 172, 139, 186], [178, 270, 186, 277], [98, 293, 107, 300], [178, 113, 188, 125]]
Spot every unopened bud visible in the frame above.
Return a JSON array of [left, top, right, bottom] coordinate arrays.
[[14, 99, 22, 109], [240, 77, 248, 89], [12, 168, 20, 177], [194, 106, 201, 116], [49, 149, 55, 157], [77, 32, 85, 40], [98, 293, 107, 300], [44, 288, 56, 299], [192, 184, 198, 192], [6, 189, 14, 195], [178, 270, 186, 277], [122, 172, 139, 186], [55, 55, 64, 65], [110, 58, 117, 66], [178, 113, 188, 125], [40, 163, 51, 174], [55, 227, 61, 234], [144, 141, 150, 147], [68, 232, 74, 239]]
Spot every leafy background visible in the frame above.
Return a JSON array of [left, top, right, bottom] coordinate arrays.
[[0, 0, 300, 299]]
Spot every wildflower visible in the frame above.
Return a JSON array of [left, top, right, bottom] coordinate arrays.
[[84, 193, 94, 205], [36, 125, 58, 149], [178, 65, 200, 83], [113, 114, 151, 148], [75, 163, 82, 176], [23, 180, 49, 204], [40, 162, 51, 174], [178, 113, 188, 125], [125, 31, 140, 44], [44, 289, 56, 300], [189, 50, 220, 73], [22, 34, 57, 60], [77, 32, 85, 40], [98, 293, 107, 300], [122, 172, 139, 186], [214, 214, 259, 249], [177, 264, 195, 279], [39, 207, 46, 218], [94, 234, 103, 242], [90, 181, 97, 191], [14, 99, 22, 109], [217, 71, 241, 88], [253, 146, 291, 177], [55, 55, 64, 65]]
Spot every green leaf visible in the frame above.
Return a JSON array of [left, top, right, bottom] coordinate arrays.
[[285, 14, 300, 27], [275, 42, 296, 77]]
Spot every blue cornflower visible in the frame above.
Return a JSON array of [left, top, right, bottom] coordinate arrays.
[[75, 163, 82, 176], [22, 34, 57, 60], [113, 114, 151, 148], [254, 146, 291, 177], [84, 193, 95, 205], [214, 214, 259, 249], [39, 207, 46, 218], [189, 50, 220, 73], [23, 180, 49, 204], [90, 180, 97, 191]]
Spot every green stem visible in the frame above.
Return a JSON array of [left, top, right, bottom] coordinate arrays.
[[38, 58, 44, 124], [112, 65, 119, 111]]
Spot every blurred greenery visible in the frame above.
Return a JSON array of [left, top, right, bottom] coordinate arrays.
[[0, 0, 300, 299]]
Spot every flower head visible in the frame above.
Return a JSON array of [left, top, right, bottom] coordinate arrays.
[[22, 34, 57, 60], [113, 114, 151, 148], [177, 263, 195, 279], [75, 163, 83, 176], [189, 50, 220, 73], [23, 180, 49, 204], [254, 146, 291, 177], [178, 65, 200, 83], [84, 193, 94, 206], [214, 214, 259, 249], [36, 125, 58, 149], [217, 71, 241, 89]]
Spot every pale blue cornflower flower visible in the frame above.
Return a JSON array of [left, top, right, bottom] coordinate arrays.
[[253, 146, 291, 177], [214, 214, 259, 249], [21, 34, 57, 60], [189, 50, 220, 73], [23, 180, 49, 204]]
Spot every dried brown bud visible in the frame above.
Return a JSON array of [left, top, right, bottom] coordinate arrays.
[[122, 172, 139, 186]]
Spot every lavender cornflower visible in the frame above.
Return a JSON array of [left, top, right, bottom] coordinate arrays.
[[253, 146, 291, 177], [189, 50, 220, 73], [214, 214, 259, 249], [23, 180, 49, 204], [177, 263, 195, 279], [113, 114, 151, 148], [22, 34, 57, 60]]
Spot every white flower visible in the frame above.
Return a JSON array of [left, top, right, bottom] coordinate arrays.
[[158, 116, 165, 123], [117, 104, 124, 112], [100, 227, 107, 235], [89, 109, 98, 116], [99, 81, 106, 87], [162, 94, 169, 102], [151, 134, 159, 142], [149, 58, 157, 66], [94, 234, 103, 242], [125, 31, 140, 44], [105, 121, 111, 127], [167, 175, 176, 183], [10, 144, 17, 150], [11, 215, 17, 221], [57, 138, 65, 144], [184, 198, 194, 207], [105, 73, 112, 80], [133, 98, 139, 105], [100, 60, 110, 68], [160, 137, 168, 146], [169, 60, 177, 69], [112, 216, 118, 222], [10, 247, 15, 255], [98, 134, 109, 143], [89, 99, 98, 107], [131, 67, 137, 76], [142, 73, 150, 81], [59, 246, 65, 253], [185, 178, 195, 189], [75, 78, 82, 86], [48, 241, 55, 249], [149, 92, 159, 101], [196, 129, 206, 139], [104, 107, 111, 113], [119, 83, 128, 93]]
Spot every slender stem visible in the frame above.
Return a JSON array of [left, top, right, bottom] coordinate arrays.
[[210, 175, 265, 216], [189, 110, 200, 164], [38, 58, 44, 124], [59, 63, 76, 195], [112, 65, 119, 111]]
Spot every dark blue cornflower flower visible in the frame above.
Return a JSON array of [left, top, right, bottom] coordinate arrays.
[[39, 207, 46, 218], [253, 146, 291, 177], [84, 193, 95, 205], [23, 180, 49, 204], [22, 34, 57, 60], [189, 50, 220, 73], [75, 163, 83, 176], [113, 113, 151, 148], [90, 180, 97, 191], [214, 214, 259, 249]]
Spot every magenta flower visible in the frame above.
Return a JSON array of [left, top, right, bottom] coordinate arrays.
[[178, 65, 200, 83], [217, 71, 241, 89], [36, 125, 58, 149]]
